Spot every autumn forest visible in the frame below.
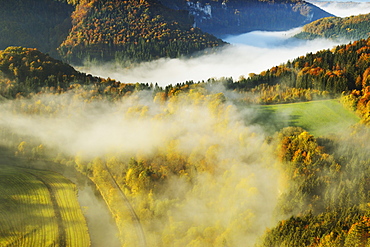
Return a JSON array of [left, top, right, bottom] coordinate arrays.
[[1, 0, 370, 247]]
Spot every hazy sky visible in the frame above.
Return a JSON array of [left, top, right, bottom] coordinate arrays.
[[307, 0, 370, 17], [80, 0, 368, 87]]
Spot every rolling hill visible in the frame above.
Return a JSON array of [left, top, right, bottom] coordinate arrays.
[[295, 13, 370, 41], [0, 0, 333, 64], [0, 36, 369, 246], [58, 0, 225, 64]]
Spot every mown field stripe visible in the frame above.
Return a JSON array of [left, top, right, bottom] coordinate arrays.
[[32, 170, 90, 247], [0, 164, 90, 247], [25, 171, 67, 247], [0, 166, 58, 246]]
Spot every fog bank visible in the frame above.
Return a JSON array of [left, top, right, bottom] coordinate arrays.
[[81, 30, 341, 87], [78, 0, 368, 87]]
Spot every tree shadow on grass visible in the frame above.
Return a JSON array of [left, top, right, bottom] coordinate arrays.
[[242, 104, 301, 135]]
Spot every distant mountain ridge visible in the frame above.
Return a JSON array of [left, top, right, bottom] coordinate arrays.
[[160, 0, 334, 36], [0, 0, 334, 64]]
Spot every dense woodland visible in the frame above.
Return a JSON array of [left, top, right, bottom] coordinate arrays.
[[295, 13, 370, 41], [0, 0, 333, 65], [2, 43, 370, 119], [257, 124, 370, 246], [0, 0, 225, 64], [58, 0, 225, 64], [0, 38, 370, 246], [0, 2, 370, 244], [226, 38, 370, 121]]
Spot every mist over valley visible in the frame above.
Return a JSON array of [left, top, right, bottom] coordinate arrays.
[[79, 1, 368, 87], [1, 0, 370, 247], [80, 28, 342, 87]]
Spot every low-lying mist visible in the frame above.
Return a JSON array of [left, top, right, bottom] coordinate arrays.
[[80, 0, 368, 87], [0, 90, 284, 246], [2, 3, 368, 244], [80, 28, 343, 87]]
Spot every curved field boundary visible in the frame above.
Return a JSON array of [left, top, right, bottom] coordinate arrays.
[[25, 171, 67, 247], [256, 99, 360, 136], [0, 165, 90, 247]]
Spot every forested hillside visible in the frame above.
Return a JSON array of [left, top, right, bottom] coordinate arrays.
[[0, 0, 224, 64], [58, 0, 224, 64], [257, 125, 370, 247], [0, 46, 149, 99], [295, 13, 370, 41], [0, 46, 94, 98], [0, 0, 333, 64], [1, 37, 370, 246], [226, 37, 370, 126]]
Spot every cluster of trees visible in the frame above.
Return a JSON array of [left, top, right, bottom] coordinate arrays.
[[245, 84, 330, 104], [58, 0, 224, 64], [0, 0, 224, 65], [5, 80, 370, 246], [231, 38, 370, 96], [3, 85, 278, 246], [0, 47, 98, 98], [3, 42, 370, 110], [0, 46, 160, 99], [295, 13, 370, 41], [341, 87, 370, 125], [258, 126, 370, 246]]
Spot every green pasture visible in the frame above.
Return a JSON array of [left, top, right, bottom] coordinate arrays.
[[0, 164, 90, 247], [249, 99, 360, 137]]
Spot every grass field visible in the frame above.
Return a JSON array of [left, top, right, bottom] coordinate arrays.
[[248, 99, 360, 137], [0, 164, 90, 247]]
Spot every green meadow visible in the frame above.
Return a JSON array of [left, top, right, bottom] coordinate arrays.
[[0, 164, 90, 247], [250, 99, 360, 137]]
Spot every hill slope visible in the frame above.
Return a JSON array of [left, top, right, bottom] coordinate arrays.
[[295, 13, 370, 41], [58, 0, 225, 64], [160, 0, 334, 36], [0, 46, 150, 99], [230, 37, 370, 94], [0, 0, 333, 64]]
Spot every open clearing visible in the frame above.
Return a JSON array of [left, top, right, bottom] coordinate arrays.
[[249, 99, 360, 137], [0, 164, 90, 247]]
